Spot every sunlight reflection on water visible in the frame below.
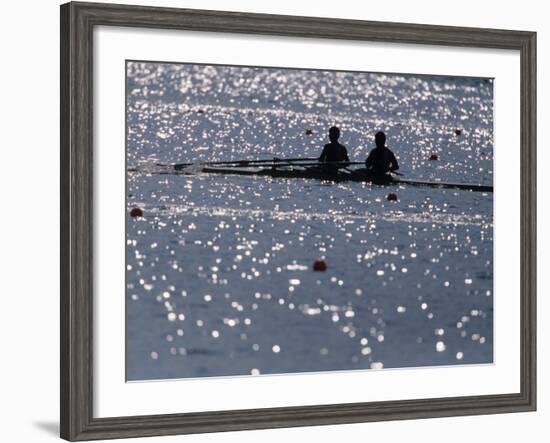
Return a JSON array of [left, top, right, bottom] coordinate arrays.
[[126, 62, 493, 380]]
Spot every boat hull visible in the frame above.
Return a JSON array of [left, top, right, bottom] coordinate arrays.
[[200, 166, 493, 192]]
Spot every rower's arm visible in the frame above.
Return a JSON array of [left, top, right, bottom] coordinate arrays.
[[390, 152, 399, 171], [365, 150, 373, 168], [319, 145, 328, 162]]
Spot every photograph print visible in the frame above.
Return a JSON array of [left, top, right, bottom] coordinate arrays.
[[125, 60, 494, 381]]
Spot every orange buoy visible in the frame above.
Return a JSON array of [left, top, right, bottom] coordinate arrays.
[[305, 129, 314, 135], [429, 154, 438, 161], [313, 259, 327, 272], [130, 207, 143, 217], [387, 193, 398, 201]]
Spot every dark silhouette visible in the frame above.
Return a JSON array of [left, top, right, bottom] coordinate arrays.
[[365, 131, 399, 176], [319, 127, 349, 164]]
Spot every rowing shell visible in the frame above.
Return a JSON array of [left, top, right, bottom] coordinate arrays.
[[200, 166, 493, 193]]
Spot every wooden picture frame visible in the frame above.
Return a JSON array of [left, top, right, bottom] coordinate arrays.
[[60, 1, 536, 440]]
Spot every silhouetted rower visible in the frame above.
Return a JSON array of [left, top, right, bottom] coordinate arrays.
[[365, 131, 399, 177], [319, 127, 349, 166]]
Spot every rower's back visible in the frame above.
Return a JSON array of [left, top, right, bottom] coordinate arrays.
[[319, 126, 349, 163], [320, 142, 349, 163], [365, 131, 399, 176]]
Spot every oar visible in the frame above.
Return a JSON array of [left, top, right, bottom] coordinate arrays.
[[170, 156, 320, 171], [198, 161, 366, 169]]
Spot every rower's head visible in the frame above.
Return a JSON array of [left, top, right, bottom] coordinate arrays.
[[329, 126, 340, 143], [375, 131, 386, 148]]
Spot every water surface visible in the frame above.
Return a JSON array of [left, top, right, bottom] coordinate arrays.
[[126, 62, 493, 380]]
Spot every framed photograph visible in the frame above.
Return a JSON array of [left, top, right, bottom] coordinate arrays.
[[60, 1, 536, 440]]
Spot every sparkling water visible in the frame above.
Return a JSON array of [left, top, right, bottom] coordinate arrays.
[[126, 62, 493, 380]]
